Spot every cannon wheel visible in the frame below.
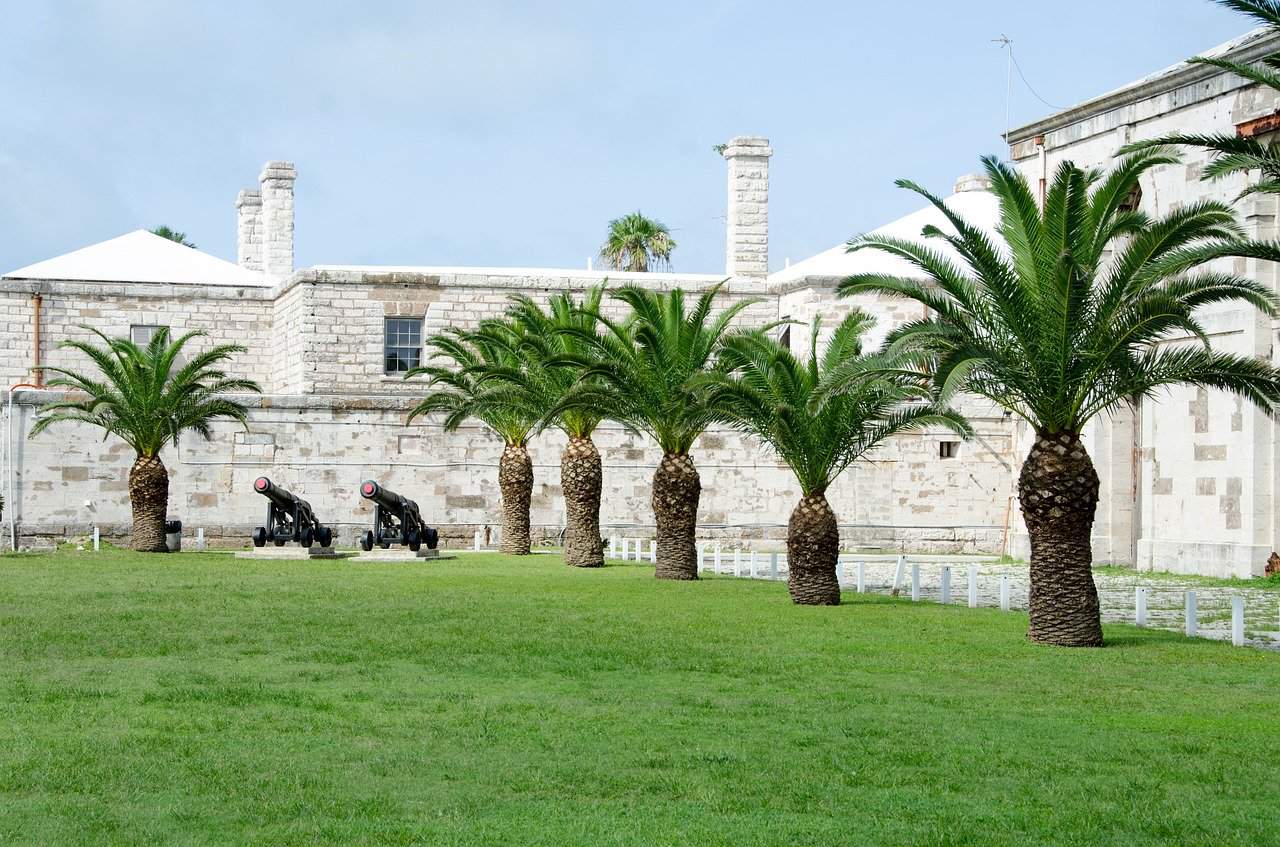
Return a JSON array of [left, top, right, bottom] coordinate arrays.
[[425, 526, 439, 550], [273, 537, 286, 547], [406, 530, 421, 552], [360, 530, 374, 552], [252, 527, 267, 548], [300, 526, 314, 548], [317, 526, 333, 548]]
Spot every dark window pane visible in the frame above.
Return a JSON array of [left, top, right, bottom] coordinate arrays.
[[384, 318, 423, 375]]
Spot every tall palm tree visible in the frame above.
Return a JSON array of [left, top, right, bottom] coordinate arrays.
[[556, 284, 760, 579], [490, 287, 608, 567], [407, 323, 540, 555], [1121, 1, 1280, 206], [600, 212, 676, 272], [30, 327, 260, 552], [701, 312, 970, 604], [150, 225, 197, 249], [839, 151, 1280, 646]]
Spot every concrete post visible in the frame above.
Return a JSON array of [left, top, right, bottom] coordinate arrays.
[[721, 136, 772, 278], [941, 566, 951, 605], [856, 561, 865, 593], [968, 566, 978, 608], [1000, 576, 1011, 611], [1232, 596, 1245, 646], [910, 564, 921, 602], [1135, 587, 1148, 627], [1185, 590, 1198, 637], [770, 552, 779, 580]]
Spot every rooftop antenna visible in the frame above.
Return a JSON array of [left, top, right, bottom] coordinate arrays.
[[994, 34, 1013, 147]]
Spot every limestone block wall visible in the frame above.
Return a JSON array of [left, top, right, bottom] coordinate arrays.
[[290, 268, 777, 397], [0, 280, 276, 389], [3, 391, 1014, 554]]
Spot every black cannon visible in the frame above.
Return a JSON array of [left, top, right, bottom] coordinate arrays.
[[250, 477, 333, 548], [359, 479, 438, 552]]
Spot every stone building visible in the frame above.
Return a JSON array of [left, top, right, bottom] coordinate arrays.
[[3, 27, 1280, 578]]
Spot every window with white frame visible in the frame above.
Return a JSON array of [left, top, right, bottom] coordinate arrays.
[[384, 317, 423, 374], [130, 324, 169, 346]]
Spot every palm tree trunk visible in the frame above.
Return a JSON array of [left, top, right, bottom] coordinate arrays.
[[787, 492, 840, 605], [128, 454, 169, 553], [561, 436, 603, 567], [652, 452, 700, 580], [1018, 431, 1103, 647], [498, 443, 533, 555]]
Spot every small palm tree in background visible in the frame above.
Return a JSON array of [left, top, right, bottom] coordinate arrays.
[[557, 284, 759, 579], [840, 151, 1280, 646], [1122, 1, 1280, 205], [702, 312, 970, 604], [407, 324, 540, 555], [601, 212, 676, 272], [493, 287, 608, 567], [150, 226, 197, 249], [30, 328, 260, 552]]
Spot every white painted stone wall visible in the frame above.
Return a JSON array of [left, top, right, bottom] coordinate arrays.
[[259, 161, 296, 278]]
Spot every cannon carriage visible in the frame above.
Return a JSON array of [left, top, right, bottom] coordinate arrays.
[[250, 477, 334, 548], [359, 480, 438, 552]]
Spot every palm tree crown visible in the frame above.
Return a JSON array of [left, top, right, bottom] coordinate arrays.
[[839, 151, 1280, 433], [150, 225, 197, 249], [405, 323, 538, 445], [482, 286, 606, 440], [1121, 1, 1280, 200], [558, 284, 760, 453], [30, 327, 260, 453], [600, 212, 676, 273], [702, 311, 971, 495]]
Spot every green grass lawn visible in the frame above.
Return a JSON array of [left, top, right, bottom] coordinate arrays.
[[1, 549, 1277, 846]]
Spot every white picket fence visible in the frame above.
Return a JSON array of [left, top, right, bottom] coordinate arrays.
[[606, 536, 1275, 650]]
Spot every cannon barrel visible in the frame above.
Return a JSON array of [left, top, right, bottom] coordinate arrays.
[[253, 476, 311, 511], [360, 480, 419, 515]]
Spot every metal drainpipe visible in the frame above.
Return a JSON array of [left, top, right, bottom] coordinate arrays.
[[5, 383, 43, 551], [31, 293, 43, 387]]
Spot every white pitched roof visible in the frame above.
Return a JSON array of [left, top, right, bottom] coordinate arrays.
[[770, 175, 1002, 286], [3, 229, 269, 286]]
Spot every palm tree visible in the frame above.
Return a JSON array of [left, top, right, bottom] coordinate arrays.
[[407, 323, 540, 555], [556, 284, 760, 579], [600, 212, 676, 272], [1121, 1, 1280, 206], [30, 327, 260, 552], [839, 151, 1280, 646], [701, 312, 970, 604], [490, 287, 608, 567], [150, 225, 197, 249]]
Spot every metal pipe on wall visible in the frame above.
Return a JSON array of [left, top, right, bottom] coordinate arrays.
[[31, 293, 43, 387]]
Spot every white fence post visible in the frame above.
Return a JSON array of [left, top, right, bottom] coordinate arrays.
[[1184, 590, 1198, 638], [647, 540, 656, 564], [910, 563, 921, 602], [734, 549, 742, 577], [195, 527, 205, 551], [856, 561, 865, 594], [1232, 596, 1245, 647], [967, 565, 978, 608], [714, 544, 722, 574], [473, 530, 481, 552], [93, 526, 100, 552], [696, 543, 705, 573], [770, 552, 779, 580], [891, 555, 906, 596], [999, 575, 1010, 611], [750, 551, 759, 578], [1135, 586, 1148, 627], [940, 566, 951, 605]]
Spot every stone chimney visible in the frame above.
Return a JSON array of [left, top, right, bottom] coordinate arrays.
[[722, 136, 772, 278], [259, 161, 296, 277], [235, 189, 263, 271]]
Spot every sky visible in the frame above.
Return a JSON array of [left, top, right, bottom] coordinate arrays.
[[0, 1, 1255, 276]]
